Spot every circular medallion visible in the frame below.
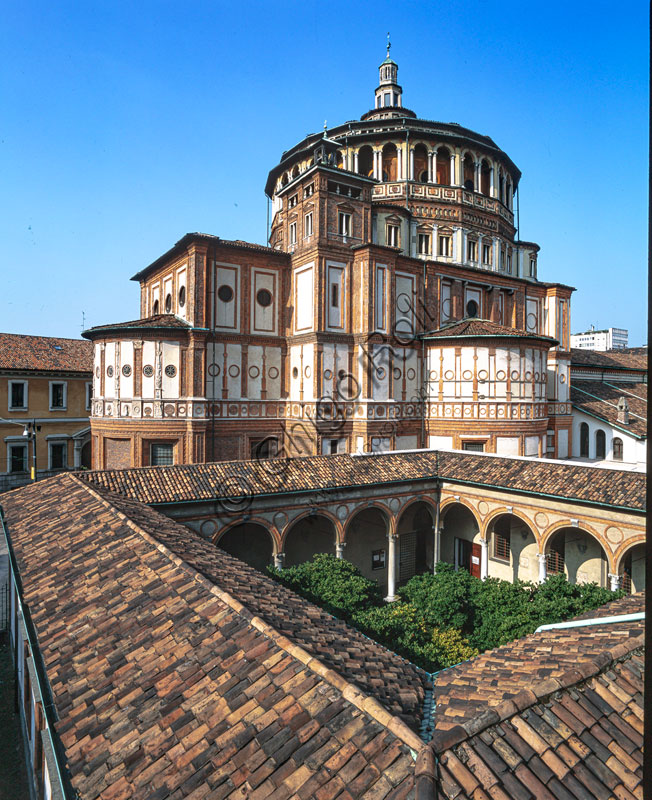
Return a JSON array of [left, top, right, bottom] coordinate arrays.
[[496, 370, 506, 380], [217, 285, 234, 302], [534, 512, 549, 529], [248, 366, 260, 379], [407, 368, 416, 380], [200, 520, 216, 538], [228, 364, 240, 378], [462, 370, 473, 381], [323, 369, 333, 380], [165, 365, 177, 378], [122, 364, 132, 377], [274, 511, 288, 530], [207, 363, 220, 377], [444, 370, 455, 380], [143, 405, 152, 417], [95, 366, 100, 378], [560, 374, 566, 383], [305, 365, 311, 378], [256, 288, 272, 307], [478, 501, 489, 516], [605, 526, 623, 545], [164, 403, 175, 416], [133, 405, 141, 416], [527, 313, 537, 329], [143, 364, 154, 377], [376, 367, 385, 379], [336, 505, 349, 520], [389, 498, 400, 512], [106, 366, 114, 377], [268, 366, 279, 379]]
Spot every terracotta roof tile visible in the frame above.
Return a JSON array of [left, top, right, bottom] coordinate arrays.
[[79, 449, 646, 512], [571, 381, 647, 438], [1, 474, 421, 798], [423, 318, 557, 344], [0, 332, 92, 373], [570, 348, 648, 372], [83, 314, 192, 337]]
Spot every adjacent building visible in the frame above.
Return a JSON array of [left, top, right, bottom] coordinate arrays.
[[84, 49, 575, 469], [571, 325, 629, 351], [0, 333, 93, 491]]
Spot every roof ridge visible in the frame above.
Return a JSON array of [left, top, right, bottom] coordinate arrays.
[[429, 632, 645, 754], [76, 478, 425, 755]]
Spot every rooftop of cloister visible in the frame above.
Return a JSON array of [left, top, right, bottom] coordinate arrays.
[[570, 381, 647, 439], [0, 471, 644, 799], [78, 448, 646, 513]]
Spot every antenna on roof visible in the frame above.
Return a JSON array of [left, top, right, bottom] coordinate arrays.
[[81, 310, 86, 332], [387, 31, 391, 58]]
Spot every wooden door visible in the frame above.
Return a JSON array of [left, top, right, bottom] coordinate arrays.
[[457, 538, 481, 578], [470, 542, 481, 579]]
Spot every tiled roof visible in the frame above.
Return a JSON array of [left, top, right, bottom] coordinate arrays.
[[422, 318, 557, 345], [429, 640, 644, 799], [79, 449, 646, 512], [0, 333, 92, 373], [571, 381, 647, 439], [82, 314, 192, 338], [430, 592, 645, 731], [571, 348, 648, 372], [1, 474, 421, 798]]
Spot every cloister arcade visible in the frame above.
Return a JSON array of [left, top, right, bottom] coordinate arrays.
[[202, 479, 644, 599]]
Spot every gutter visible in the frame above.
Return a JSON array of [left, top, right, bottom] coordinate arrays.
[[535, 611, 645, 634]]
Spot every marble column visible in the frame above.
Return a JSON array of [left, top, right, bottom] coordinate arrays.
[[335, 542, 346, 559], [385, 533, 398, 601], [537, 552, 547, 583], [480, 538, 489, 580]]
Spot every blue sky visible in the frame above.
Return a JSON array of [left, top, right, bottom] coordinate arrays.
[[1, 0, 648, 344]]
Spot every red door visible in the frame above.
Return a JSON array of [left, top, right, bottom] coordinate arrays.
[[470, 542, 481, 579], [457, 538, 482, 578]]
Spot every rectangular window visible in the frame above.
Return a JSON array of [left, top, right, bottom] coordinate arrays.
[[372, 549, 386, 570], [304, 212, 313, 237], [331, 282, 339, 308], [507, 250, 512, 273], [418, 233, 431, 255], [529, 258, 535, 276], [500, 247, 506, 270], [9, 444, 27, 473], [250, 437, 278, 460], [289, 221, 297, 245], [49, 442, 67, 470], [50, 382, 66, 410], [9, 381, 27, 410], [462, 441, 485, 452], [151, 442, 174, 465], [304, 183, 314, 198], [386, 223, 399, 247], [288, 194, 298, 208], [85, 382, 93, 411], [482, 243, 491, 265], [494, 530, 510, 561], [467, 240, 477, 261], [338, 212, 351, 237], [438, 235, 451, 257], [383, 92, 390, 107]]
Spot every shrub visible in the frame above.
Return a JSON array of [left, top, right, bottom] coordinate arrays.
[[268, 553, 382, 619], [399, 563, 475, 632]]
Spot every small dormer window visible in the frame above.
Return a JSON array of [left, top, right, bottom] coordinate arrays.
[[386, 223, 399, 247]]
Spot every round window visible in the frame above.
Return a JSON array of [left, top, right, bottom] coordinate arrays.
[[165, 365, 177, 378], [178, 286, 186, 307], [256, 288, 272, 307], [122, 364, 132, 377], [292, 367, 299, 379], [106, 366, 114, 377], [466, 299, 479, 318], [153, 300, 159, 315], [217, 285, 234, 302], [165, 294, 172, 313], [143, 364, 154, 377]]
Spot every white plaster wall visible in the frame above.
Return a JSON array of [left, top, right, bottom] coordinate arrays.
[[141, 341, 156, 398], [525, 435, 540, 456], [119, 341, 134, 397], [93, 345, 102, 399], [176, 265, 187, 321], [161, 342, 180, 398], [295, 264, 314, 332], [215, 264, 239, 331], [558, 429, 569, 458], [225, 343, 241, 399], [371, 344, 391, 401], [104, 342, 116, 398], [571, 408, 645, 464], [496, 437, 519, 455], [395, 435, 418, 450], [429, 435, 454, 449]]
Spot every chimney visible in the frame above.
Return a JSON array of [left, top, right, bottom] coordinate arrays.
[[617, 396, 630, 425]]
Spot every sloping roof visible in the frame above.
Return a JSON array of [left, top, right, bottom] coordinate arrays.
[[571, 381, 647, 439], [422, 319, 558, 345], [1, 474, 423, 799], [571, 348, 648, 372], [430, 592, 645, 731], [131, 233, 289, 282], [82, 314, 192, 339], [78, 449, 646, 512], [0, 333, 92, 374]]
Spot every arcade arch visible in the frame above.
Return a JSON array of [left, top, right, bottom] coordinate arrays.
[[382, 143, 398, 181], [395, 500, 435, 584], [216, 521, 274, 572], [618, 543, 645, 594], [413, 144, 428, 182], [283, 512, 337, 567], [440, 501, 481, 577], [344, 506, 390, 591], [358, 145, 374, 178], [463, 153, 475, 191], [436, 147, 451, 184], [485, 512, 538, 583], [545, 527, 608, 587]]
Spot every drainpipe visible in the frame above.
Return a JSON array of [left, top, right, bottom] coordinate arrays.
[[535, 611, 644, 634]]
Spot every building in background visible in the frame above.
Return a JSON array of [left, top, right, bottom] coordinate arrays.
[[571, 325, 628, 351], [0, 333, 93, 491], [84, 48, 576, 469]]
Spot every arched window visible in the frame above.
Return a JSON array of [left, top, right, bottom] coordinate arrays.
[[480, 159, 491, 195], [358, 145, 373, 177], [436, 147, 450, 185], [413, 144, 428, 182], [463, 154, 475, 191], [335, 151, 344, 169], [152, 299, 159, 315], [595, 429, 606, 459], [613, 437, 623, 461], [291, 165, 299, 178], [382, 143, 398, 181], [580, 422, 589, 458]]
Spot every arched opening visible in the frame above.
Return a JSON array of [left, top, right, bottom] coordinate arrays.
[[344, 507, 390, 591], [595, 429, 606, 460], [335, 151, 344, 169], [440, 503, 480, 577], [413, 144, 428, 183], [382, 143, 398, 182], [613, 437, 623, 461], [436, 147, 450, 185], [358, 145, 374, 178], [487, 514, 537, 583], [216, 522, 274, 572], [81, 440, 92, 469], [463, 153, 475, 191], [580, 422, 589, 458], [498, 172, 505, 203], [506, 180, 512, 208], [281, 173, 289, 187], [480, 159, 491, 196], [152, 299, 159, 315], [396, 501, 434, 585], [545, 528, 608, 587], [284, 513, 336, 567], [291, 165, 299, 179], [619, 543, 645, 593]]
